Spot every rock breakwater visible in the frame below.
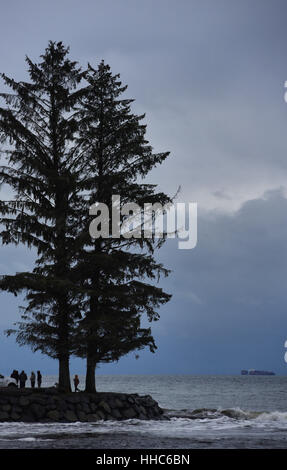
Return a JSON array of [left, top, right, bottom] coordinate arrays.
[[0, 389, 164, 422]]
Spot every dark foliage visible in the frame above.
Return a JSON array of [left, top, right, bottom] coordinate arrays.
[[0, 44, 172, 392]]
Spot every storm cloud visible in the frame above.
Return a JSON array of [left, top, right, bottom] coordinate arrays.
[[0, 0, 287, 375]]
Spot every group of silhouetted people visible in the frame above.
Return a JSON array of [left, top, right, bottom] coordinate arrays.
[[11, 370, 42, 389], [9, 370, 80, 391]]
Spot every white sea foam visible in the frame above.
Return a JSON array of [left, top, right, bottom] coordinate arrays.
[[0, 409, 286, 442]]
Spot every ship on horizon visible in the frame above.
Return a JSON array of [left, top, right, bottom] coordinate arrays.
[[241, 369, 275, 376]]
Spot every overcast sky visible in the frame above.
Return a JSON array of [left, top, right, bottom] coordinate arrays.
[[1, 0, 287, 376]]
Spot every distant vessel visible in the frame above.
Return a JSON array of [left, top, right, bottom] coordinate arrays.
[[241, 369, 275, 376]]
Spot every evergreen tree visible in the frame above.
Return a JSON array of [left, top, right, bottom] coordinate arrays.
[[0, 49, 172, 394], [0, 41, 85, 391], [74, 63, 172, 392]]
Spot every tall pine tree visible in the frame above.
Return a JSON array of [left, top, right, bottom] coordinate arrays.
[[0, 50, 172, 393], [0, 42, 85, 391], [73, 63, 172, 392]]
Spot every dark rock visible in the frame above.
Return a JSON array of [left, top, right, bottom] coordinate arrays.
[[46, 399, 57, 410], [30, 403, 45, 419], [105, 414, 114, 420], [0, 411, 9, 421], [112, 398, 125, 409], [79, 394, 90, 404], [21, 413, 35, 422], [122, 407, 137, 419], [138, 405, 147, 415], [67, 403, 76, 411], [77, 411, 87, 421], [57, 401, 67, 411], [111, 408, 123, 419], [2, 404, 11, 412], [81, 403, 91, 414], [8, 397, 19, 405], [97, 410, 106, 420], [90, 403, 98, 413], [64, 410, 77, 422], [99, 400, 111, 414], [146, 409, 156, 419], [87, 413, 101, 422], [66, 395, 81, 404], [19, 397, 30, 407], [143, 394, 153, 401], [11, 405, 22, 414], [46, 410, 60, 421], [0, 390, 164, 423], [32, 396, 47, 406], [0, 399, 9, 405]]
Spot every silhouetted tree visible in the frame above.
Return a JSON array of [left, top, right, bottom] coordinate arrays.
[[0, 48, 172, 394], [0, 41, 85, 392], [74, 63, 172, 392]]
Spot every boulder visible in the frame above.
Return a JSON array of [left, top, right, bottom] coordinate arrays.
[[122, 407, 137, 419], [96, 410, 106, 420], [87, 413, 101, 422], [81, 403, 91, 414], [111, 398, 125, 409], [46, 410, 60, 421], [111, 408, 123, 419], [64, 410, 77, 422], [77, 411, 87, 421], [2, 404, 11, 412], [30, 403, 45, 419], [21, 412, 35, 422], [19, 397, 30, 407], [0, 411, 9, 421], [99, 400, 111, 414]]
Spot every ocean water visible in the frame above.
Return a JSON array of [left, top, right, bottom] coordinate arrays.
[[0, 374, 287, 449]]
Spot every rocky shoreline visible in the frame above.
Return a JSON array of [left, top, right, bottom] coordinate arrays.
[[0, 388, 164, 422]]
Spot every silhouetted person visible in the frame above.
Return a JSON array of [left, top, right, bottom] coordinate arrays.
[[11, 370, 19, 386], [37, 371, 42, 388], [73, 374, 79, 392], [30, 371, 35, 388], [19, 370, 27, 389]]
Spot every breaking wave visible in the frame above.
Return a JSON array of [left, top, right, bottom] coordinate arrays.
[[164, 407, 287, 424]]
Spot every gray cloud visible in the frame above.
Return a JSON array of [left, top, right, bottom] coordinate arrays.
[[149, 189, 287, 374], [0, 0, 287, 374], [1, 1, 287, 210]]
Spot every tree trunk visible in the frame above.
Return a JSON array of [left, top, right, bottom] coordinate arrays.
[[58, 354, 71, 392], [85, 355, 96, 392]]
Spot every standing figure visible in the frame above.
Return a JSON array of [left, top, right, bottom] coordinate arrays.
[[11, 370, 19, 386], [73, 374, 80, 392], [30, 371, 36, 388], [19, 370, 27, 389], [37, 371, 42, 388]]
